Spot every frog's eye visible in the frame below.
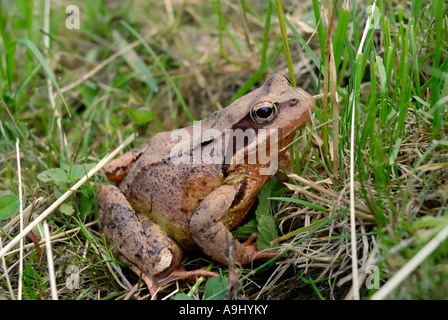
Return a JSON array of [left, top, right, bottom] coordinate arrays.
[[249, 101, 278, 125]]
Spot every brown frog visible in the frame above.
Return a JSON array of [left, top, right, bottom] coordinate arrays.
[[98, 73, 315, 297]]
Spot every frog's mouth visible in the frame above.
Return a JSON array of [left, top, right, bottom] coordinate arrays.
[[277, 99, 314, 153]]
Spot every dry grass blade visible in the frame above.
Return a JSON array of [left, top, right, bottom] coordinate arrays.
[[163, 0, 175, 26], [44, 0, 66, 151], [2, 197, 44, 235], [371, 223, 448, 300], [321, 3, 334, 165], [344, 240, 378, 300], [329, 40, 340, 176], [1, 101, 25, 140], [6, 221, 97, 257], [348, 0, 378, 300], [60, 40, 141, 93], [15, 139, 23, 300], [0, 236, 15, 299], [43, 221, 58, 300], [286, 174, 374, 218]]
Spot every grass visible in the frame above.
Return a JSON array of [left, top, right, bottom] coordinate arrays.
[[0, 0, 447, 300]]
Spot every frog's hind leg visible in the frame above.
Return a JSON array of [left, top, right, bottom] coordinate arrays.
[[98, 185, 218, 299], [98, 185, 182, 287]]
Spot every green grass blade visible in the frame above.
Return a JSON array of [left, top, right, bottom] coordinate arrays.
[[269, 197, 327, 211], [13, 63, 41, 101], [283, 12, 322, 75], [211, 0, 242, 58], [15, 38, 71, 117], [112, 30, 158, 94], [2, 150, 17, 196], [333, 6, 350, 69], [232, 49, 280, 101], [261, 0, 274, 67], [409, 27, 419, 103], [395, 25, 410, 140], [311, 0, 325, 58], [430, 0, 444, 137], [412, 0, 423, 19], [120, 21, 195, 122], [360, 52, 379, 151], [300, 272, 325, 300], [6, 42, 17, 91], [275, 0, 296, 86], [352, 0, 359, 49]]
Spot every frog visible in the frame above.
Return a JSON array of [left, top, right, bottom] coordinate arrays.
[[97, 73, 315, 298]]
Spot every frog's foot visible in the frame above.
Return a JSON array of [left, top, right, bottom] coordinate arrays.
[[241, 232, 258, 246], [130, 265, 218, 299], [128, 265, 160, 299], [156, 268, 219, 288], [241, 233, 284, 263]]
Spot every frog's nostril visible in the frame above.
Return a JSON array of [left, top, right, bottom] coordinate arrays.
[[290, 98, 298, 106]]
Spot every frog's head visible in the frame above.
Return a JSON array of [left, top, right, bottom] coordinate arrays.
[[250, 73, 314, 144], [185, 73, 314, 175], [228, 73, 315, 165]]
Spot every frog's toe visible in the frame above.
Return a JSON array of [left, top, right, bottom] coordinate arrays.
[[241, 232, 258, 246], [151, 267, 219, 295], [161, 268, 219, 284], [240, 233, 286, 264], [129, 265, 218, 299], [128, 265, 160, 299]]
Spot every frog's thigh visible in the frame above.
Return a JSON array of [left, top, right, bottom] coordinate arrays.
[[98, 185, 182, 278], [189, 184, 250, 266]]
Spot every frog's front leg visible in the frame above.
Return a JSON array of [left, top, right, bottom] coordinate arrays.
[[105, 143, 150, 183], [98, 185, 217, 298], [189, 185, 280, 266]]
